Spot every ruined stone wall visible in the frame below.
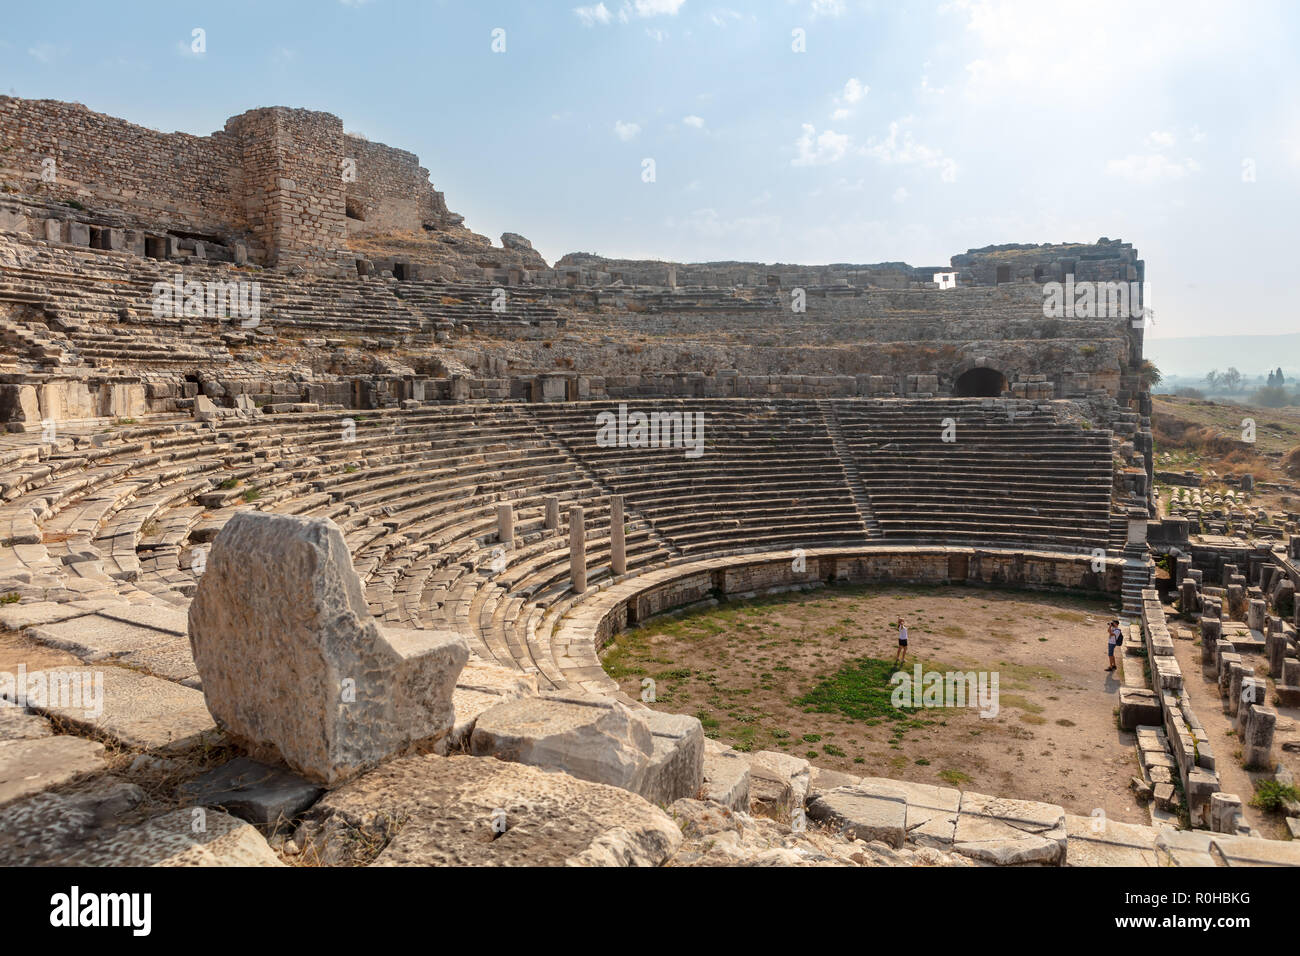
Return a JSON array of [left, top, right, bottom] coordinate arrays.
[[224, 108, 350, 274], [0, 97, 425, 275], [0, 97, 243, 238], [951, 239, 1142, 286], [343, 135, 448, 236]]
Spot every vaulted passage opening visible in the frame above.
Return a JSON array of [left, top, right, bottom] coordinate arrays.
[[953, 367, 1008, 397]]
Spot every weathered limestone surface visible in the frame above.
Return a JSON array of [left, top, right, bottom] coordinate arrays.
[[667, 797, 973, 868], [860, 775, 961, 849], [951, 791, 1067, 865], [806, 783, 908, 848], [639, 709, 705, 807], [0, 778, 145, 865], [470, 692, 655, 794], [7, 665, 218, 753], [54, 808, 284, 866], [188, 512, 469, 784], [745, 750, 811, 821], [295, 754, 681, 866], [0, 733, 107, 808], [702, 740, 751, 811], [1063, 814, 1159, 866]]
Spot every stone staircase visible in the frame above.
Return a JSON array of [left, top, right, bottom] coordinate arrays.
[[818, 399, 881, 537]]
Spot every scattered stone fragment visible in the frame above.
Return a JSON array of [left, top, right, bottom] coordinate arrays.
[[179, 756, 324, 829]]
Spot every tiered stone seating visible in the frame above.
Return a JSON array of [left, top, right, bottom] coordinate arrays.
[[0, 235, 565, 375], [0, 397, 1120, 687], [830, 398, 1114, 552], [526, 399, 868, 556]]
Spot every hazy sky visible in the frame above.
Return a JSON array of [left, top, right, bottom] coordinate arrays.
[[4, 0, 1298, 339]]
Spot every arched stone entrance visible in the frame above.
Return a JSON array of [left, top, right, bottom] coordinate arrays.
[[953, 367, 1008, 397]]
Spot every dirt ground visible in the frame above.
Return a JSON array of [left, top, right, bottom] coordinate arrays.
[[602, 582, 1147, 823]]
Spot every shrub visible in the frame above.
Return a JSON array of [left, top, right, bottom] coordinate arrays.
[[1250, 780, 1300, 813]]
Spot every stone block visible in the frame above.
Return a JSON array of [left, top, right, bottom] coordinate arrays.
[[179, 757, 324, 829], [702, 747, 751, 811], [188, 512, 469, 785], [471, 692, 655, 796], [1118, 687, 1162, 730], [807, 782, 908, 848]]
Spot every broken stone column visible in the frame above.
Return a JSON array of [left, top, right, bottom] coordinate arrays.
[[544, 496, 559, 531], [188, 512, 469, 785], [1210, 792, 1242, 834], [1180, 578, 1199, 616], [1241, 705, 1276, 769], [610, 494, 626, 577], [1227, 661, 1250, 716], [1200, 619, 1222, 676], [497, 502, 514, 547], [569, 505, 587, 593], [1248, 599, 1266, 631], [1237, 676, 1266, 733]]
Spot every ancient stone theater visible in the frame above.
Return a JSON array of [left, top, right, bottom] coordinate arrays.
[[1, 97, 1294, 867]]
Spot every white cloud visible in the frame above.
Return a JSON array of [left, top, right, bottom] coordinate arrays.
[[840, 77, 868, 104], [1189, 125, 1207, 144], [831, 108, 851, 121], [1144, 130, 1176, 150], [580, 0, 684, 24], [945, 0, 1251, 107], [709, 8, 743, 26], [645, 27, 669, 41], [792, 123, 851, 166], [1106, 154, 1201, 183], [683, 115, 706, 128], [613, 120, 642, 141], [862, 120, 958, 181], [575, 3, 613, 26], [27, 43, 59, 63], [892, 186, 910, 203], [634, 0, 686, 15], [802, 0, 846, 17]]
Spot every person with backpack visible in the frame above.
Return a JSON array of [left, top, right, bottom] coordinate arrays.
[[1106, 619, 1123, 672]]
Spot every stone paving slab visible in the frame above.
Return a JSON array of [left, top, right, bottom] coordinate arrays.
[[117, 637, 199, 686], [5, 665, 218, 753], [1064, 814, 1160, 866], [96, 603, 188, 635], [0, 703, 53, 741], [0, 734, 107, 808], [952, 791, 1067, 865], [25, 614, 176, 661]]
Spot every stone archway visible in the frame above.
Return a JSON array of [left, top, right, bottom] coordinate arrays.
[[953, 367, 1008, 397]]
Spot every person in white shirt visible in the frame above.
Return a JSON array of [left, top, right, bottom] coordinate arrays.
[[894, 618, 909, 666], [1106, 620, 1122, 672]]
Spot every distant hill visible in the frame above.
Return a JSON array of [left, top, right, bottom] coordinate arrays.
[[1145, 334, 1300, 379]]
